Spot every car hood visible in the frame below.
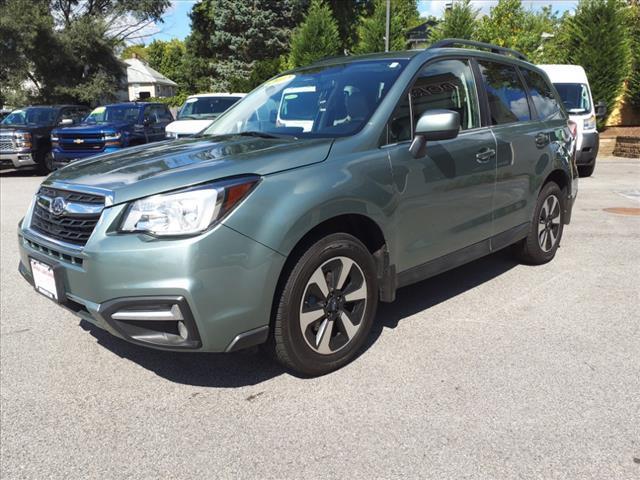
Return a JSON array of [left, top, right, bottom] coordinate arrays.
[[46, 135, 334, 205], [166, 119, 215, 135], [52, 122, 131, 135]]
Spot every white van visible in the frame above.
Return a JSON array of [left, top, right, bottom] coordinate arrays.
[[538, 65, 605, 177], [165, 93, 245, 139]]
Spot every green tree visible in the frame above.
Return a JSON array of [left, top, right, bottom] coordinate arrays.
[[355, 0, 418, 53], [325, 0, 374, 50], [563, 0, 631, 123], [120, 44, 148, 61], [475, 0, 558, 60], [0, 0, 170, 105], [288, 0, 341, 68], [187, 0, 305, 91], [429, 0, 478, 43], [626, 1, 640, 108]]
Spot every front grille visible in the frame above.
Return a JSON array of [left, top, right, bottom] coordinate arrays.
[[38, 186, 104, 204], [59, 133, 104, 140], [0, 137, 13, 152], [60, 142, 104, 152], [30, 187, 104, 246]]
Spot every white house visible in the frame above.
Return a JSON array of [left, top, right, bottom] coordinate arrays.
[[123, 57, 178, 101]]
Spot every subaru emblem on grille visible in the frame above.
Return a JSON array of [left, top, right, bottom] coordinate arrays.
[[73, 138, 84, 144], [50, 197, 66, 216]]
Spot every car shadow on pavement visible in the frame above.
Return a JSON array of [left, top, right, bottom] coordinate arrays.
[[0, 169, 42, 178], [80, 249, 519, 388]]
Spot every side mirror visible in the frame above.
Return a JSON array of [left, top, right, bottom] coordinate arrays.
[[595, 101, 607, 119], [143, 117, 151, 126], [409, 109, 460, 158], [59, 118, 73, 126]]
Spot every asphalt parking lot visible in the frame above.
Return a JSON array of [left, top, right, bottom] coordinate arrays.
[[1, 156, 639, 479]]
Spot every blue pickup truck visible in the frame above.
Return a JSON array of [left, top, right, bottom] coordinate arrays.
[[51, 102, 173, 169]]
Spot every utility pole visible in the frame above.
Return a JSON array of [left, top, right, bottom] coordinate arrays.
[[385, 0, 390, 52]]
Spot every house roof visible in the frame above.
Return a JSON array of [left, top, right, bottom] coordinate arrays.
[[124, 58, 178, 87]]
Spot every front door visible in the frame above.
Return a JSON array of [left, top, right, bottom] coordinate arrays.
[[385, 58, 497, 273]]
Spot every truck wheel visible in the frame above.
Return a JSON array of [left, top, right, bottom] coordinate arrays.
[[514, 181, 565, 265], [268, 233, 378, 376], [37, 150, 54, 175]]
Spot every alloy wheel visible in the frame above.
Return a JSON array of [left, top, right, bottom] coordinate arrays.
[[299, 256, 368, 355], [538, 194, 561, 252]]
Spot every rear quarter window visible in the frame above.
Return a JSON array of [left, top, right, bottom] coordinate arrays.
[[521, 69, 563, 120]]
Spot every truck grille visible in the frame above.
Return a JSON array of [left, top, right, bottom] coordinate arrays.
[[30, 187, 104, 246], [58, 133, 105, 152], [0, 134, 13, 152]]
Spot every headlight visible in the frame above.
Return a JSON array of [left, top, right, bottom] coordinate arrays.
[[583, 115, 596, 131], [51, 134, 59, 142], [119, 176, 260, 237], [14, 131, 32, 150], [103, 132, 121, 141], [166, 131, 178, 139]]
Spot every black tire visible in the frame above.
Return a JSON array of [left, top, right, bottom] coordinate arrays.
[[37, 150, 54, 175], [267, 233, 378, 376], [578, 162, 595, 177], [514, 181, 565, 265]]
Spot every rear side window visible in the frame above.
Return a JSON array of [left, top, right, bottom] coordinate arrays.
[[478, 61, 531, 125], [521, 69, 562, 120], [387, 58, 480, 144]]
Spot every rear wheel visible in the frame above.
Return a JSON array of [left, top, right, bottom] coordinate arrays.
[[514, 181, 565, 265], [268, 233, 378, 376]]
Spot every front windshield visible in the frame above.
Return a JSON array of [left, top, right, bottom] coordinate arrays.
[[553, 83, 591, 114], [203, 59, 409, 138], [85, 105, 140, 124], [178, 96, 242, 120], [1, 107, 57, 126]]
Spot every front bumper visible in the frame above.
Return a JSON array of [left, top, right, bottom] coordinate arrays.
[[0, 152, 37, 169], [18, 205, 285, 352], [52, 147, 121, 169], [576, 131, 599, 165]]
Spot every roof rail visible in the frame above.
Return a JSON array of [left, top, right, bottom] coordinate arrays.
[[429, 38, 528, 62]]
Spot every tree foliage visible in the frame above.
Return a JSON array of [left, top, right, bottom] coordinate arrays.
[[626, 1, 640, 108], [429, 0, 478, 43], [355, 0, 419, 53], [288, 0, 341, 68], [563, 0, 631, 123], [324, 0, 374, 50], [0, 0, 170, 105]]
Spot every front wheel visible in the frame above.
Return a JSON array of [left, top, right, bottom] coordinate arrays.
[[268, 233, 378, 376], [37, 150, 54, 175], [514, 181, 565, 265]]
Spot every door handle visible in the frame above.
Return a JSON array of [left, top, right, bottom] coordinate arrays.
[[475, 147, 495, 163]]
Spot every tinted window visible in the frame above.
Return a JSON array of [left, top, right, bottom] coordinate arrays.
[[553, 83, 591, 114], [178, 96, 242, 120], [86, 106, 140, 124], [521, 69, 562, 119], [388, 59, 480, 144], [478, 61, 531, 125], [154, 105, 173, 122], [204, 59, 408, 138], [1, 107, 57, 126]]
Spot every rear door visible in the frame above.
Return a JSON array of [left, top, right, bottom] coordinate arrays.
[[476, 60, 550, 238], [385, 58, 497, 273]]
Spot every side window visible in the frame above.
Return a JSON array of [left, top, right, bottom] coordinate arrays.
[[477, 61, 531, 125], [154, 105, 172, 122], [520, 69, 562, 120], [387, 58, 480, 144], [143, 106, 157, 123]]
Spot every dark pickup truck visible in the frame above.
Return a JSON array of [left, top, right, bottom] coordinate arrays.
[[0, 105, 89, 174]]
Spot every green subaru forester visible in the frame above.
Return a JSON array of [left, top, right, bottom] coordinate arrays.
[[18, 40, 577, 376]]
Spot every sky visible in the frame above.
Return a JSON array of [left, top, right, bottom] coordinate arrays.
[[147, 0, 580, 43]]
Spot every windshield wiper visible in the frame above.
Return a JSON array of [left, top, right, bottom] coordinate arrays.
[[237, 131, 297, 139]]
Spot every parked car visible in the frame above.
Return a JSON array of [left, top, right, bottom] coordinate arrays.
[[18, 40, 577, 376], [51, 102, 174, 170], [165, 93, 245, 139], [1, 105, 89, 173], [538, 64, 604, 177]]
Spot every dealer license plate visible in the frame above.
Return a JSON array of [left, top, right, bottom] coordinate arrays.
[[30, 258, 58, 301]]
